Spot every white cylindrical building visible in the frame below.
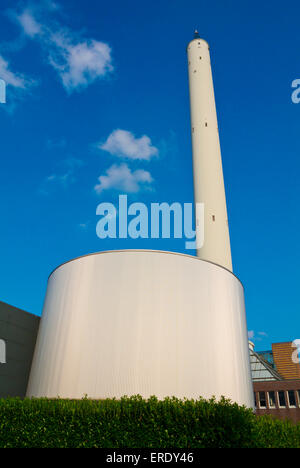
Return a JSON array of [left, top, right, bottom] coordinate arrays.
[[187, 34, 232, 271], [27, 250, 253, 406]]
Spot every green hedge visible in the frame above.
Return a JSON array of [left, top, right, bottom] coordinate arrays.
[[0, 395, 299, 448]]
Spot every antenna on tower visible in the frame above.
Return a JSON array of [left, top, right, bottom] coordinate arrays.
[[194, 29, 200, 39]]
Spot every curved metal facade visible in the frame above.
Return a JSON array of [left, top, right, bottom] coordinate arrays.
[[26, 250, 253, 407]]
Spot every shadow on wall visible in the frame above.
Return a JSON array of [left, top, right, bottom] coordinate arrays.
[[0, 302, 40, 398]]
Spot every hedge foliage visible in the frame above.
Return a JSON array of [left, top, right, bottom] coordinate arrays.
[[0, 395, 300, 448]]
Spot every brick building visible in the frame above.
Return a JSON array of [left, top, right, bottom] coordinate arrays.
[[250, 341, 300, 423]]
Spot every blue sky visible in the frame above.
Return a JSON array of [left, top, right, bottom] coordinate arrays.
[[0, 0, 299, 351]]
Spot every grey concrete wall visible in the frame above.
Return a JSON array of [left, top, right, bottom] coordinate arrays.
[[0, 301, 40, 398]]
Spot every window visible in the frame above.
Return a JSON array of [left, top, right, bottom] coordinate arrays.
[[254, 392, 257, 408], [297, 390, 300, 406], [259, 392, 266, 408], [278, 391, 286, 407], [288, 390, 296, 407], [268, 391, 276, 408]]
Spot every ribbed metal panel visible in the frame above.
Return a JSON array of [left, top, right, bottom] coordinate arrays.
[[26, 250, 253, 407]]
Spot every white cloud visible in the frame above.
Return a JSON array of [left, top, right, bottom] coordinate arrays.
[[258, 331, 268, 337], [44, 172, 73, 190], [100, 129, 159, 160], [0, 55, 28, 88], [248, 330, 268, 342], [0, 54, 36, 111], [16, 8, 42, 37], [48, 32, 113, 92], [94, 163, 153, 194], [40, 157, 83, 194], [12, 5, 113, 92]]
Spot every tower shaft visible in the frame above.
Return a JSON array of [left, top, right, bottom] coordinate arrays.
[[187, 37, 232, 271]]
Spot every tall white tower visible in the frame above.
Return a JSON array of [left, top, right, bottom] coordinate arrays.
[[187, 31, 233, 271]]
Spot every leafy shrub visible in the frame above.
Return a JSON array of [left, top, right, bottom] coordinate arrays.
[[0, 395, 299, 448]]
